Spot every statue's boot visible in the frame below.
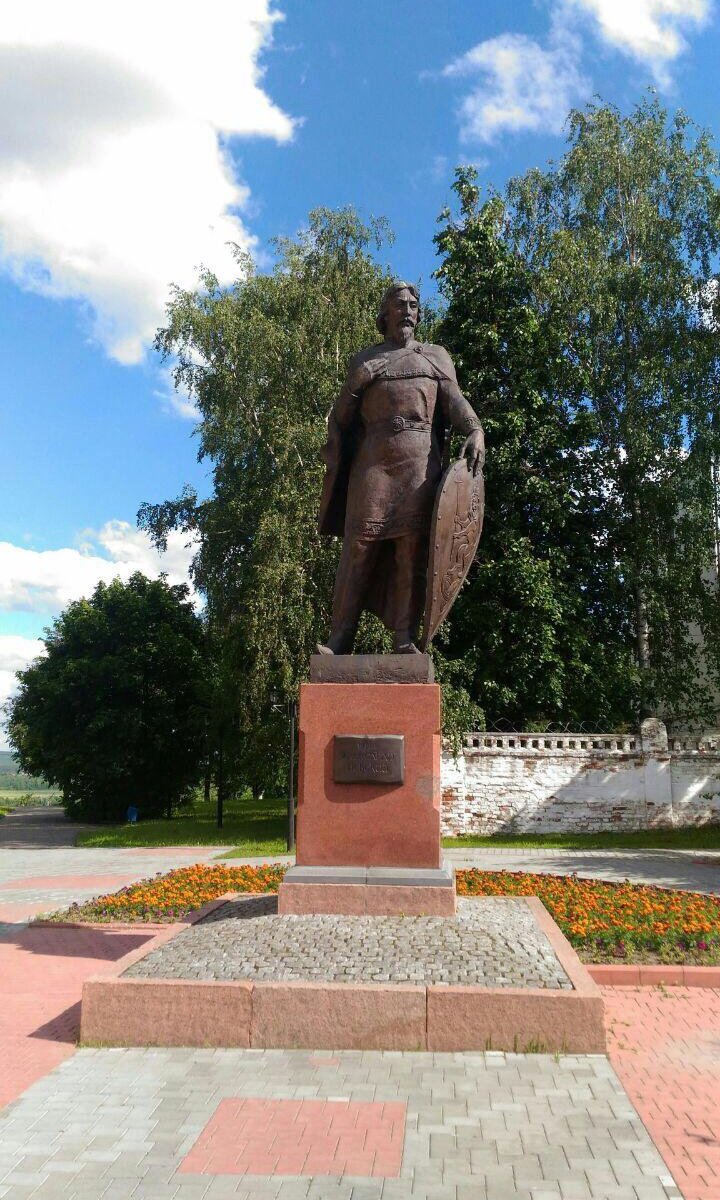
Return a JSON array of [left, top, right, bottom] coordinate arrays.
[[316, 629, 355, 655], [392, 630, 422, 654]]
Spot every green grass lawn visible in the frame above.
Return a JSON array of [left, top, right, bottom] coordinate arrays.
[[76, 783, 720, 856], [441, 825, 720, 850], [76, 789, 289, 854]]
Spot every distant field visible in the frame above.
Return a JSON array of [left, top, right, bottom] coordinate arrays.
[[0, 750, 58, 800], [0, 790, 62, 808]]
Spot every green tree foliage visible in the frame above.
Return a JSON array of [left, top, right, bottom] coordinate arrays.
[[436, 173, 635, 728], [7, 574, 207, 822], [139, 210, 400, 795], [437, 96, 720, 727]]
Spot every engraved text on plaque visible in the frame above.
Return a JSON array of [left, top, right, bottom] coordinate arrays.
[[333, 735, 404, 785]]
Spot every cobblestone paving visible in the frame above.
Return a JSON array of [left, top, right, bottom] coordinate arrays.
[[0, 1046, 680, 1199], [126, 897, 573, 989]]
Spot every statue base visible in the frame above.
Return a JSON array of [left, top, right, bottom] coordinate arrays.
[[278, 862, 456, 916], [309, 653, 434, 684], [282, 674, 451, 915]]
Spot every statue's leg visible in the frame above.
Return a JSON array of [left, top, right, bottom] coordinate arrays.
[[392, 533, 427, 653], [321, 537, 379, 654]]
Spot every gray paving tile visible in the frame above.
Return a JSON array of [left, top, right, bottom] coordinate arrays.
[[0, 1048, 680, 1200]]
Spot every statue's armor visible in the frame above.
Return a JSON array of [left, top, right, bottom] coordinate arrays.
[[344, 347, 446, 540]]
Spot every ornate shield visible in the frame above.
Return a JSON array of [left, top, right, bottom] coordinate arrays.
[[420, 459, 485, 650]]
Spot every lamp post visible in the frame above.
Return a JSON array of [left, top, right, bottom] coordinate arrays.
[[287, 698, 296, 854], [271, 694, 297, 854]]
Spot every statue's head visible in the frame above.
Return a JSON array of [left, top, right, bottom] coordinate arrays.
[[376, 281, 420, 337]]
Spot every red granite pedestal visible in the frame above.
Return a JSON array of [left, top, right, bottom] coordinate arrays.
[[278, 677, 456, 916]]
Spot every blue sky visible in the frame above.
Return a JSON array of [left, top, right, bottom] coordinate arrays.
[[1, 0, 718, 741]]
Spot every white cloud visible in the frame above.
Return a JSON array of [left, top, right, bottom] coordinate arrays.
[[443, 29, 588, 143], [154, 365, 201, 422], [442, 0, 710, 146], [0, 521, 198, 614], [0, 636, 45, 751], [0, 1, 294, 365], [564, 0, 710, 77]]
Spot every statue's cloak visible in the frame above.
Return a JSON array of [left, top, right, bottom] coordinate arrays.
[[318, 410, 357, 538]]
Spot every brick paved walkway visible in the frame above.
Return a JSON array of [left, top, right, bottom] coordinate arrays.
[[604, 986, 720, 1200], [0, 923, 156, 1109], [0, 1047, 680, 1199], [0, 812, 719, 1197], [0, 816, 233, 1113]]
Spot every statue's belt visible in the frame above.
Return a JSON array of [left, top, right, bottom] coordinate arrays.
[[363, 417, 432, 436]]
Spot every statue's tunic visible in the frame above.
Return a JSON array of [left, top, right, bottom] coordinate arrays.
[[319, 341, 480, 543]]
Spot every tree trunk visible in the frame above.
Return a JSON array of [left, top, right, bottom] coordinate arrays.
[[634, 582, 651, 671], [631, 495, 652, 717]]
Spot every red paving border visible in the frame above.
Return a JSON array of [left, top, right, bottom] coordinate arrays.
[[180, 1098, 407, 1177], [590, 964, 720, 987], [0, 924, 157, 1108], [0, 901, 55, 923], [604, 986, 720, 1200], [0, 897, 230, 1111]]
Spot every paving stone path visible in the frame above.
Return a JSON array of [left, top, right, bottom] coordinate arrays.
[[0, 805, 99, 849], [605, 986, 720, 1200], [0, 812, 719, 1197], [0, 809, 229, 924], [0, 1046, 680, 1200], [127, 896, 572, 989]]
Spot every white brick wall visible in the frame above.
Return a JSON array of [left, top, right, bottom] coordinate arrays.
[[440, 723, 720, 834]]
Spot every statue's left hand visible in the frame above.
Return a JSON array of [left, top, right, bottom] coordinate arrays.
[[461, 429, 485, 476]]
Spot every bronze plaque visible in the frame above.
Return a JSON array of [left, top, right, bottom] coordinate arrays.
[[333, 735, 404, 784]]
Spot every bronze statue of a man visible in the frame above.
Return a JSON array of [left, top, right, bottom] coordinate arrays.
[[318, 281, 485, 654]]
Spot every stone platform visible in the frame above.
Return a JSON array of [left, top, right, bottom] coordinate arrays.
[[278, 862, 457, 915], [127, 897, 571, 987], [80, 896, 605, 1053], [309, 653, 434, 684]]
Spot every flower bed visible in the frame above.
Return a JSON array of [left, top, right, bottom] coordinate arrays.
[[46, 864, 720, 963], [457, 869, 720, 963], [50, 864, 286, 924]]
